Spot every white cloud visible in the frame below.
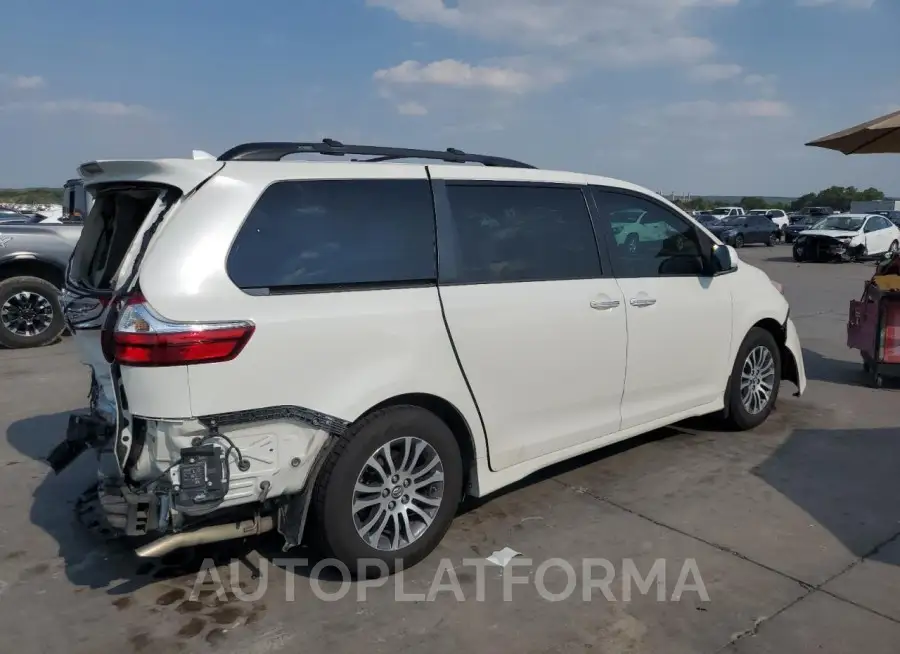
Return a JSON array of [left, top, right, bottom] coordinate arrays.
[[662, 99, 793, 119], [367, 0, 737, 69], [0, 99, 153, 117], [374, 59, 540, 93], [873, 103, 900, 115], [396, 100, 428, 115], [796, 0, 875, 8], [687, 63, 743, 83], [0, 73, 46, 90], [743, 73, 778, 96]]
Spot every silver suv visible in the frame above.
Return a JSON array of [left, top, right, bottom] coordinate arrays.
[[49, 140, 806, 575]]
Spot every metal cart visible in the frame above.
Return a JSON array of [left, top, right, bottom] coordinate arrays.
[[847, 277, 900, 388]]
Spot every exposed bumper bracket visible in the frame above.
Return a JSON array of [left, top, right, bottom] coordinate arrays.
[[46, 413, 114, 474]]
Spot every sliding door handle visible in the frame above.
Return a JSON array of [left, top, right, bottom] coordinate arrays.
[[629, 297, 657, 307]]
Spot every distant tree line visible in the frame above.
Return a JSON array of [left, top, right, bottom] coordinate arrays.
[[0, 188, 64, 205], [675, 186, 886, 214]]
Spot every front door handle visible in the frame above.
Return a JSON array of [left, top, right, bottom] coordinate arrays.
[[629, 297, 657, 307], [590, 299, 621, 310]]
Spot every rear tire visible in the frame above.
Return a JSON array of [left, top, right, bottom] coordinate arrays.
[[311, 406, 463, 577], [734, 234, 744, 248], [723, 327, 782, 431], [0, 276, 65, 349], [767, 233, 777, 247]]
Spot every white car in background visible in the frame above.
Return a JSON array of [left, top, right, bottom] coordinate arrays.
[[793, 213, 900, 262], [706, 206, 745, 220]]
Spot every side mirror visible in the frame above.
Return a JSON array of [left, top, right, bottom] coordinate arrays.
[[711, 244, 737, 275]]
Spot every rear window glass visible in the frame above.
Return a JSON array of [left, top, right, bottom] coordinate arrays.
[[227, 179, 436, 290]]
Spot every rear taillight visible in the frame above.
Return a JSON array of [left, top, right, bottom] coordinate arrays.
[[108, 293, 254, 367]]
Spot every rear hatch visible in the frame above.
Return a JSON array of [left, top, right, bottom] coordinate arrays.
[[63, 159, 224, 421]]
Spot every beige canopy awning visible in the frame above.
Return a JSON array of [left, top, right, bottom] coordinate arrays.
[[806, 108, 900, 155]]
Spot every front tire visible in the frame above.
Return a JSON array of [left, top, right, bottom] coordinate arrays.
[[767, 233, 777, 247], [734, 234, 744, 248], [0, 276, 65, 349], [311, 406, 463, 577], [889, 240, 899, 256], [792, 244, 805, 262], [724, 327, 782, 431]]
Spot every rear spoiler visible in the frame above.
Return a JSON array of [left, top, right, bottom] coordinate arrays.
[[77, 159, 225, 192]]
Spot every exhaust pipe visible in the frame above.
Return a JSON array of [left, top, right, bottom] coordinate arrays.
[[135, 516, 275, 558]]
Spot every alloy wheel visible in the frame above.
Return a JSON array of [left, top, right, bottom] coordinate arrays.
[[1, 291, 54, 338], [740, 345, 776, 415], [352, 436, 445, 551]]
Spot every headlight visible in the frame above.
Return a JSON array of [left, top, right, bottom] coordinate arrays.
[[796, 236, 806, 244], [722, 230, 736, 236], [612, 225, 624, 234], [835, 236, 853, 242]]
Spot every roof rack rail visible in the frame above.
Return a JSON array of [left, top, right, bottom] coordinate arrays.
[[217, 139, 535, 168]]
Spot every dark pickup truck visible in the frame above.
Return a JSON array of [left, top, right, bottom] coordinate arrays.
[[0, 179, 89, 349]]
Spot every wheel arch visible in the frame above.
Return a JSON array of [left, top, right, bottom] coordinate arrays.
[[723, 317, 799, 418], [0, 254, 66, 289], [359, 392, 479, 495]]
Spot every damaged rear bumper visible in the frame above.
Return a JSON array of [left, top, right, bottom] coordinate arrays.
[[48, 404, 341, 556]]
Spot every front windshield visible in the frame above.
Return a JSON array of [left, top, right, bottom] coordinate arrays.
[[812, 216, 863, 231]]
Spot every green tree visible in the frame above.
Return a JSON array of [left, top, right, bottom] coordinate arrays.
[[789, 186, 885, 213], [0, 188, 63, 205], [739, 196, 767, 211]]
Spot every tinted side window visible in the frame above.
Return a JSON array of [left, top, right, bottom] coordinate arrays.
[[592, 188, 707, 278], [442, 184, 601, 284], [227, 179, 436, 290]]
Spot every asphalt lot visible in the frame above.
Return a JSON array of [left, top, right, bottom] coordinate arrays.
[[2, 244, 899, 653]]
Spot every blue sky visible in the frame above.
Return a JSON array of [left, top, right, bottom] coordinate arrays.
[[1, 0, 898, 196]]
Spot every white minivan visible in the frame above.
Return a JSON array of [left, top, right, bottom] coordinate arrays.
[[50, 141, 806, 575]]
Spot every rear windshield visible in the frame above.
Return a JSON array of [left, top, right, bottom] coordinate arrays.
[[226, 179, 436, 291], [68, 186, 169, 290]]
